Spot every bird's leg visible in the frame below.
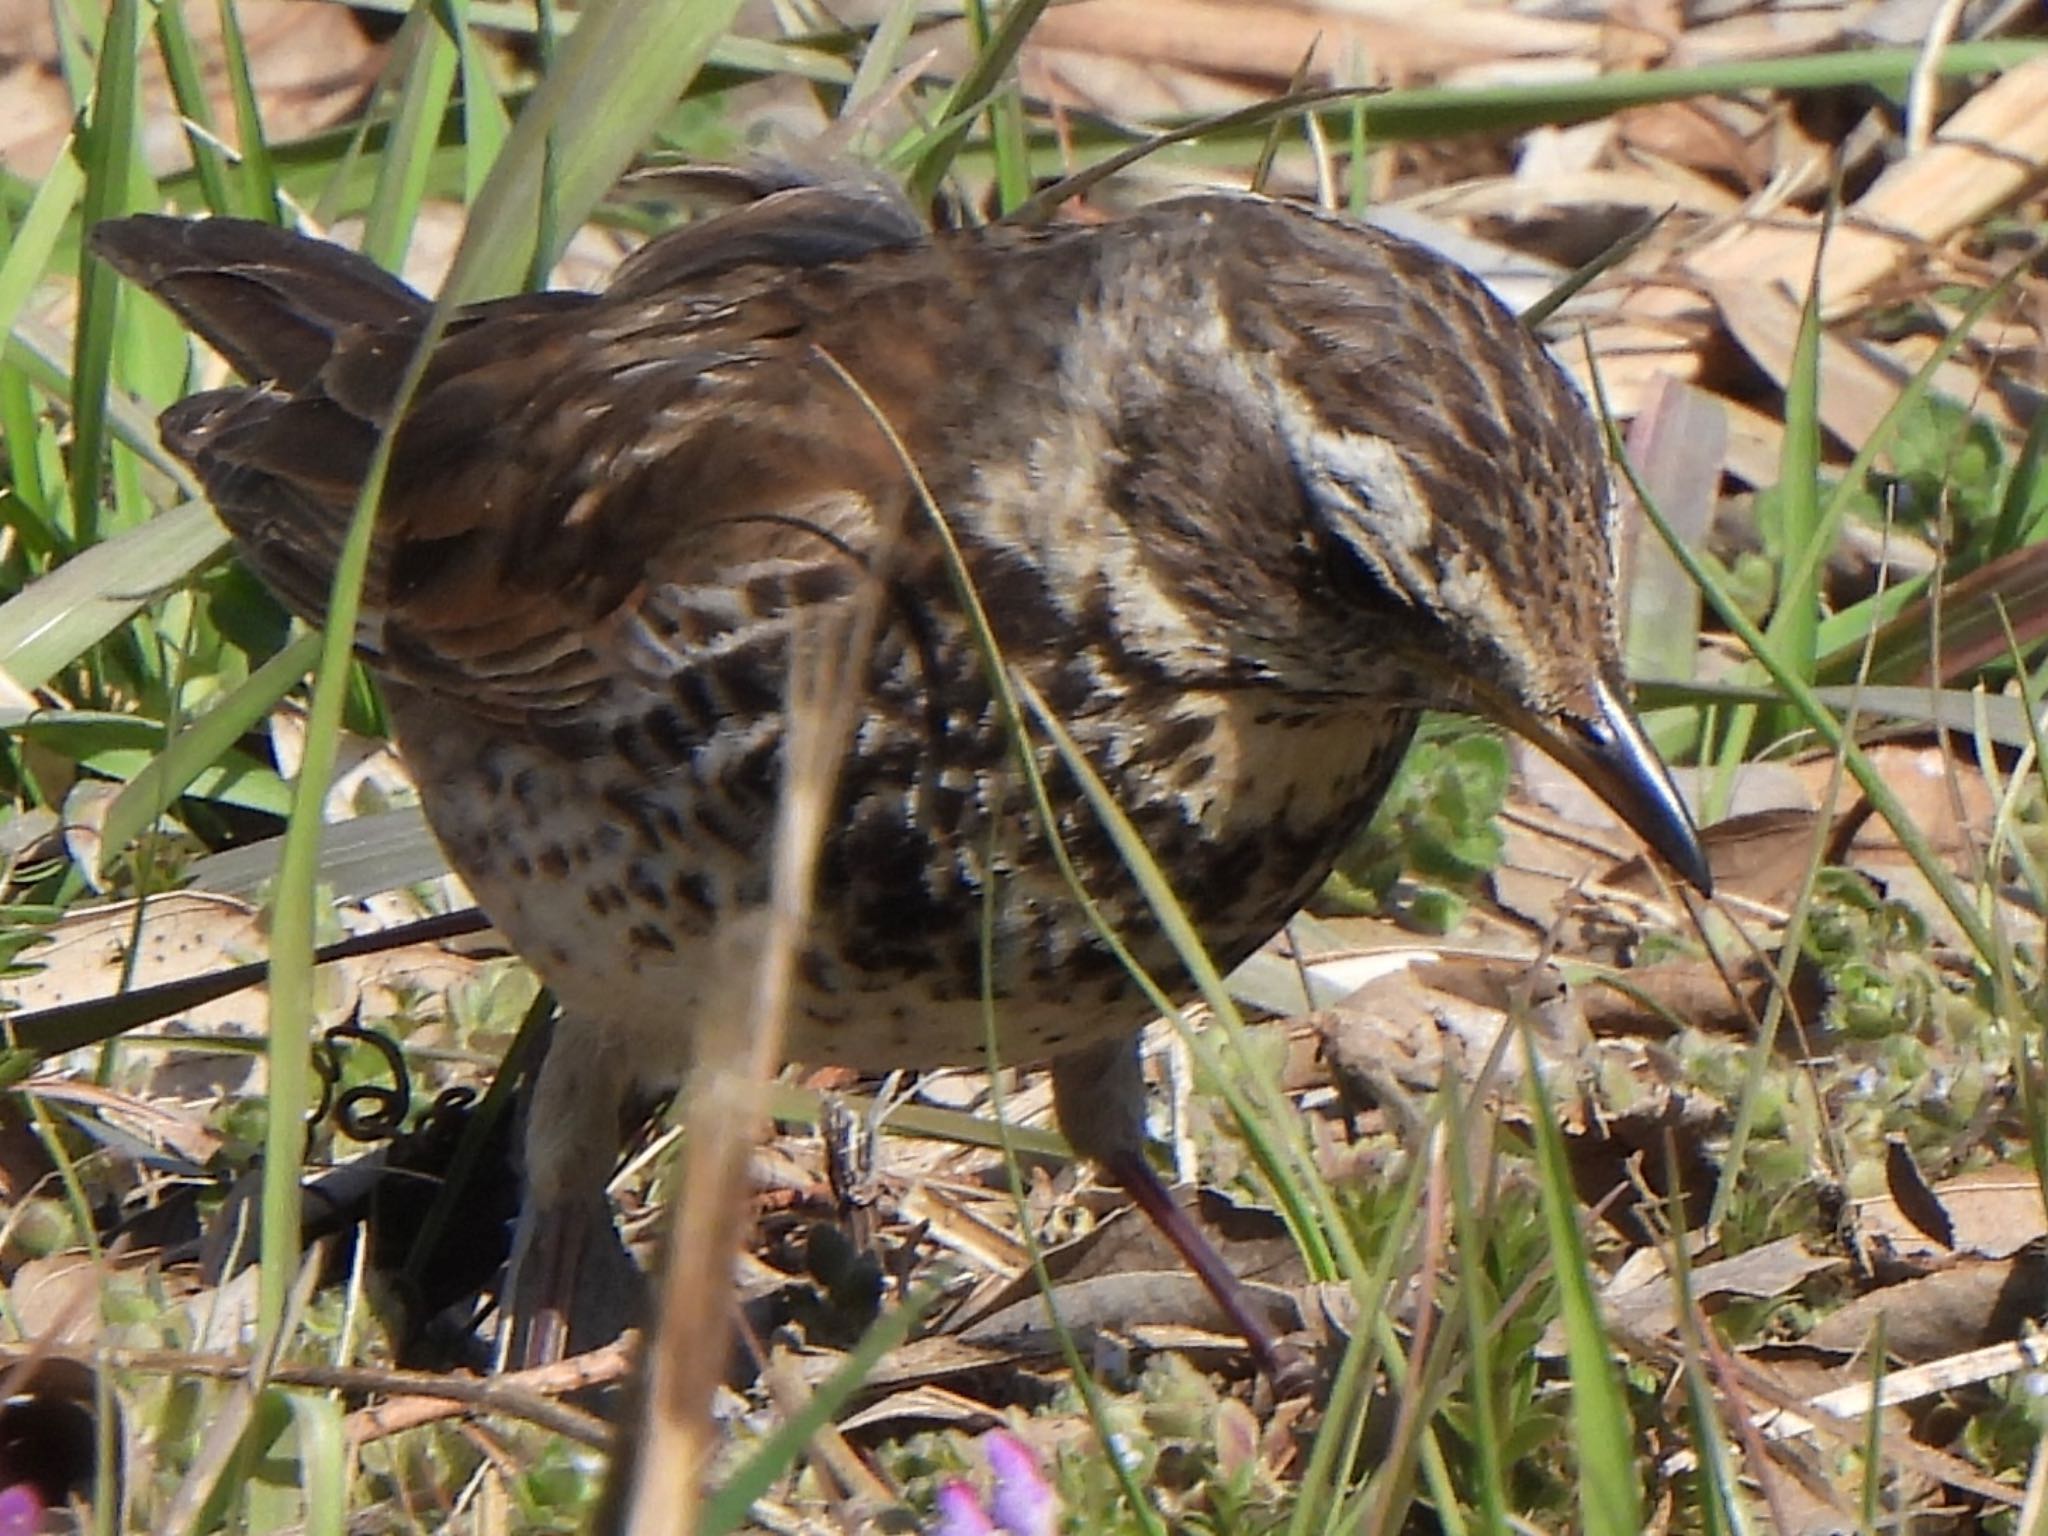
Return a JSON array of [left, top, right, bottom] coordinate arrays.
[[503, 1189, 599, 1367], [501, 1031, 646, 1368], [1050, 1036, 1314, 1394]]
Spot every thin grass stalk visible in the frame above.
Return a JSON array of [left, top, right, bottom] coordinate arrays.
[[617, 535, 885, 1536], [1345, 82, 1368, 215], [1251, 43, 1320, 197], [1015, 685, 1344, 1277], [1286, 1153, 1433, 1536], [1984, 611, 2048, 1223], [1975, 669, 2048, 907], [1710, 206, 1828, 798], [268, 1389, 347, 1536], [255, 0, 742, 1353], [1803, 251, 2036, 673], [1595, 368, 1998, 963], [96, 632, 322, 866], [451, 0, 512, 203], [901, 0, 1052, 206], [695, 1286, 938, 1535], [360, 5, 461, 267], [1352, 1129, 1457, 1535], [69, 0, 147, 549], [1518, 1019, 1644, 1536], [801, 345, 1354, 1274], [802, 351, 1498, 1534], [211, 0, 280, 220], [0, 158, 87, 382], [151, 0, 239, 214], [1615, 440, 1874, 1231], [1664, 1193, 1751, 1536], [1441, 1076, 1512, 1533], [845, 0, 924, 114], [1521, 208, 1668, 330], [807, 347, 1472, 1527], [803, 350, 1321, 1524], [2018, 1424, 2048, 1536], [1857, 1316, 1890, 1534], [1705, 492, 1882, 1228], [974, 837, 1167, 1535], [965, 0, 1033, 214], [1766, 201, 1829, 685], [306, 37, 417, 229], [1990, 402, 2048, 556], [159, 1252, 324, 1536]]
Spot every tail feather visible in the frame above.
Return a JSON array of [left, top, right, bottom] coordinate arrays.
[[93, 217, 419, 642], [89, 215, 426, 390]]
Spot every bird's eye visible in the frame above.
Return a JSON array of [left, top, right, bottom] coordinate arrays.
[[1319, 523, 1413, 620]]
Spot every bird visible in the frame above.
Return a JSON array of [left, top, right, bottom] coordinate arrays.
[[92, 177, 1710, 1387]]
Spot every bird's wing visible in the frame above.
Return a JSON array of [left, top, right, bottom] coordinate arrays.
[[92, 198, 958, 726]]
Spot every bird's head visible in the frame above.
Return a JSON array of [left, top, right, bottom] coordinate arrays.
[[1250, 210, 1711, 893]]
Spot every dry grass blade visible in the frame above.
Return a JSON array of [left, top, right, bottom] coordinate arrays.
[[611, 352, 908, 1533]]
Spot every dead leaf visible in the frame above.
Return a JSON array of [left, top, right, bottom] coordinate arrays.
[[1856, 1165, 2048, 1259], [1807, 1247, 2048, 1363]]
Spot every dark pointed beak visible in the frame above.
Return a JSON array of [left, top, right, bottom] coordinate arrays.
[[1506, 677, 1713, 895]]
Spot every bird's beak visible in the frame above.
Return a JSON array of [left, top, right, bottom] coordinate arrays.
[[1502, 677, 1713, 895]]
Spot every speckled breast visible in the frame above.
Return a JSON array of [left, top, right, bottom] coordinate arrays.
[[388, 659, 1417, 1083]]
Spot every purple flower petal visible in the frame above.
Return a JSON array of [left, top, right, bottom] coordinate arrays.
[[984, 1430, 1056, 1536], [928, 1479, 997, 1536], [0, 1483, 44, 1536]]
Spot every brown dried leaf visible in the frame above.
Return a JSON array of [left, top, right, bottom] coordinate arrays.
[[1855, 1166, 2048, 1260], [1806, 1248, 2048, 1362], [1605, 1235, 1844, 1339]]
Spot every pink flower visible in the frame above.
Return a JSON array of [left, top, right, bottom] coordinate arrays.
[[0, 1484, 45, 1536], [924, 1429, 1058, 1536], [929, 1480, 998, 1536], [984, 1431, 1055, 1536]]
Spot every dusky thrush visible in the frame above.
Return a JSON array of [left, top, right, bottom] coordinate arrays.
[[93, 179, 1709, 1385]]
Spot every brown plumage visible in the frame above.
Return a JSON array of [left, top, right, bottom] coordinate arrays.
[[94, 183, 1707, 1384]]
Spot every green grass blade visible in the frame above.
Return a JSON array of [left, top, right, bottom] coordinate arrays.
[[1990, 395, 2048, 557], [152, 0, 240, 214], [95, 632, 321, 867], [845, 0, 923, 113], [278, 1390, 346, 1536], [6, 315, 193, 480], [1711, 216, 1827, 801], [1833, 541, 2048, 687], [943, 43, 2047, 195], [1016, 678, 1343, 1278], [1315, 41, 2047, 142], [1763, 217, 1828, 699], [0, 499, 223, 691], [901, 0, 1052, 208], [1442, 1086, 1511, 1534], [69, 0, 149, 547], [451, 0, 513, 201], [1520, 1026, 1643, 1536], [212, 0, 282, 220], [0, 156, 86, 358], [1616, 426, 1996, 959], [362, 5, 460, 267], [1522, 208, 1668, 330], [697, 1289, 936, 1535], [463, 0, 747, 291]]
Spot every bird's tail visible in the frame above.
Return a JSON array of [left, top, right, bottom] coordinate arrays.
[[89, 216, 429, 641], [89, 215, 426, 391]]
